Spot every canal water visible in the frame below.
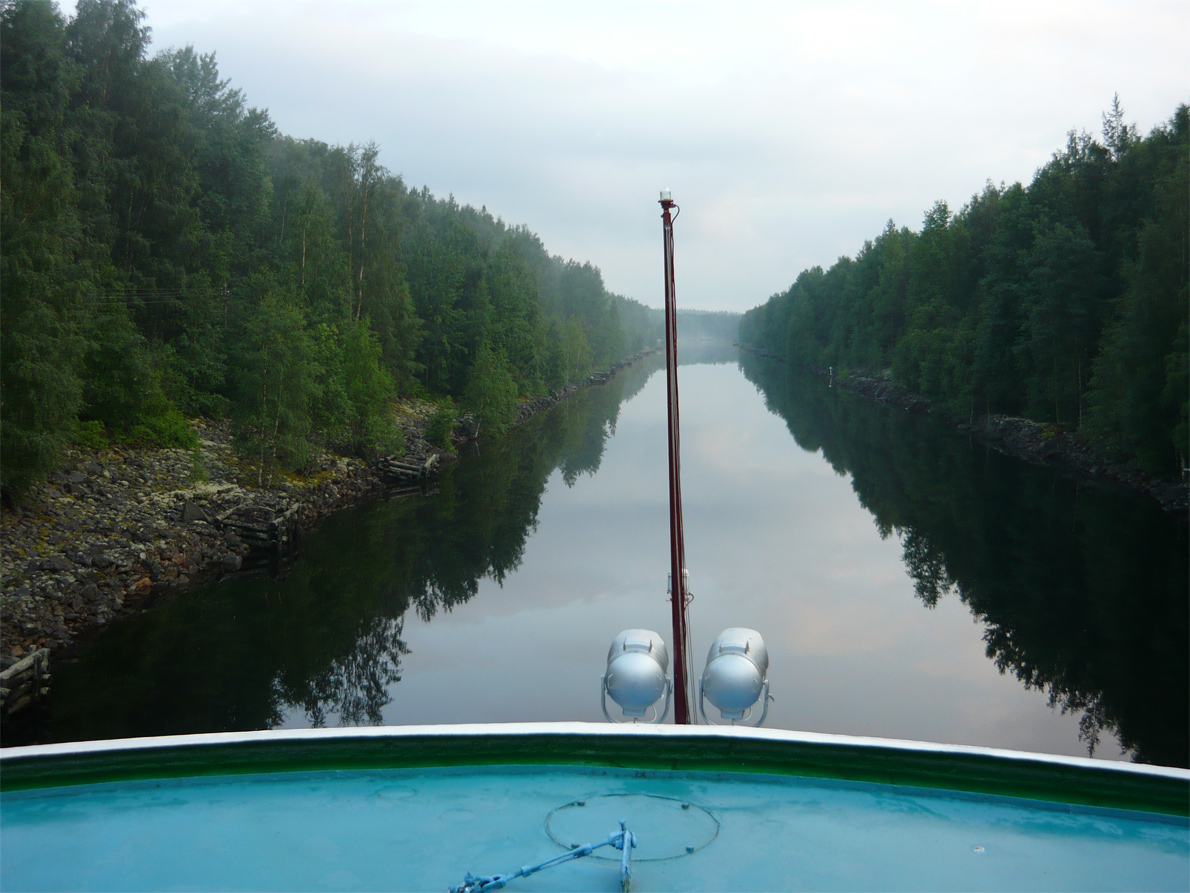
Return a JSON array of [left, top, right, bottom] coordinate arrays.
[[4, 345, 1186, 767]]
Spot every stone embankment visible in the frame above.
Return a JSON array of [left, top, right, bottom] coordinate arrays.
[[0, 350, 662, 713], [738, 345, 1188, 515], [956, 414, 1188, 514], [0, 421, 388, 691], [838, 370, 1188, 514], [512, 348, 661, 424], [829, 369, 930, 413]]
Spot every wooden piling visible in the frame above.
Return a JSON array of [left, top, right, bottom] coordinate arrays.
[[0, 648, 51, 716]]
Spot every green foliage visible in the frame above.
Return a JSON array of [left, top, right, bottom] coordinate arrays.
[[307, 322, 349, 445], [1023, 220, 1105, 425], [563, 318, 593, 384], [0, 288, 85, 499], [543, 320, 568, 390], [464, 340, 519, 438], [425, 398, 458, 450], [74, 419, 110, 450], [78, 303, 192, 445], [380, 425, 407, 458], [0, 0, 657, 499], [340, 317, 397, 455], [1085, 112, 1190, 471], [485, 241, 545, 395], [230, 289, 321, 482], [305, 317, 401, 458], [128, 405, 198, 449], [1165, 322, 1189, 469], [741, 101, 1190, 473], [0, 0, 88, 500]]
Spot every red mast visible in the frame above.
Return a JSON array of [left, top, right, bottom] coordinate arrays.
[[660, 190, 692, 724]]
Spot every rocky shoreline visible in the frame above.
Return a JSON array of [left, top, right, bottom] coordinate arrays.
[[0, 350, 660, 713], [955, 413, 1188, 514], [739, 346, 1188, 515], [0, 421, 389, 686]]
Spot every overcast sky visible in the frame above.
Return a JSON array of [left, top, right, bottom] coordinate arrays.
[[105, 0, 1189, 312]]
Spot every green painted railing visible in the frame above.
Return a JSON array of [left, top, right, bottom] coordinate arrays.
[[3, 729, 1187, 818]]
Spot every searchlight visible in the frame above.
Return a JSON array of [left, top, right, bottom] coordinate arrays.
[[601, 629, 673, 723], [697, 628, 773, 726]]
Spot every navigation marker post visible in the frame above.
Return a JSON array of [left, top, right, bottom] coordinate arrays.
[[660, 189, 693, 724]]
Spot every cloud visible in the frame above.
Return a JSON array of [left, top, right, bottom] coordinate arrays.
[[121, 0, 1190, 311]]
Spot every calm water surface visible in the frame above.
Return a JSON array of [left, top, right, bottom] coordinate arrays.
[[5, 346, 1186, 766]]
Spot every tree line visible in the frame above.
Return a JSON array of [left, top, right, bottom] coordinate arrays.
[[1, 0, 660, 501], [675, 309, 742, 344], [739, 99, 1188, 475]]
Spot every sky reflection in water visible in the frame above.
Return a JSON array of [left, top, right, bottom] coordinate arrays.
[[354, 357, 1129, 760]]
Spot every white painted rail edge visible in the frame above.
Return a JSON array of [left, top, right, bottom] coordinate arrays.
[[2, 722, 1187, 781]]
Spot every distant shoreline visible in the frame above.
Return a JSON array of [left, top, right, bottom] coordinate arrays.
[[736, 344, 1188, 516]]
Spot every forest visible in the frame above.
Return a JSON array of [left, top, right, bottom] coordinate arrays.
[[0, 0, 660, 502], [739, 100, 1189, 475]]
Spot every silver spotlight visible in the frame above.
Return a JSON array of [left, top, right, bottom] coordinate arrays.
[[698, 628, 772, 726], [601, 629, 672, 723]]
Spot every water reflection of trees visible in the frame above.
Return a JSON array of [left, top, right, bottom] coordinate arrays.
[[3, 354, 667, 746], [282, 617, 410, 727], [268, 353, 667, 723], [739, 353, 1189, 768]]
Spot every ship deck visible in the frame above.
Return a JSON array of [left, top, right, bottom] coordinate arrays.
[[2, 724, 1187, 891]]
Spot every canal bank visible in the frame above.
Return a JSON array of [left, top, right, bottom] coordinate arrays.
[[0, 350, 660, 713], [736, 345, 1188, 515]]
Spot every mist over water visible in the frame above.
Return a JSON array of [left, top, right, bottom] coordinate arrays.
[[6, 346, 1186, 768]]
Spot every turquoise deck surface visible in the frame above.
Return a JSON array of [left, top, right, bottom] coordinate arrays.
[[3, 765, 1187, 891]]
